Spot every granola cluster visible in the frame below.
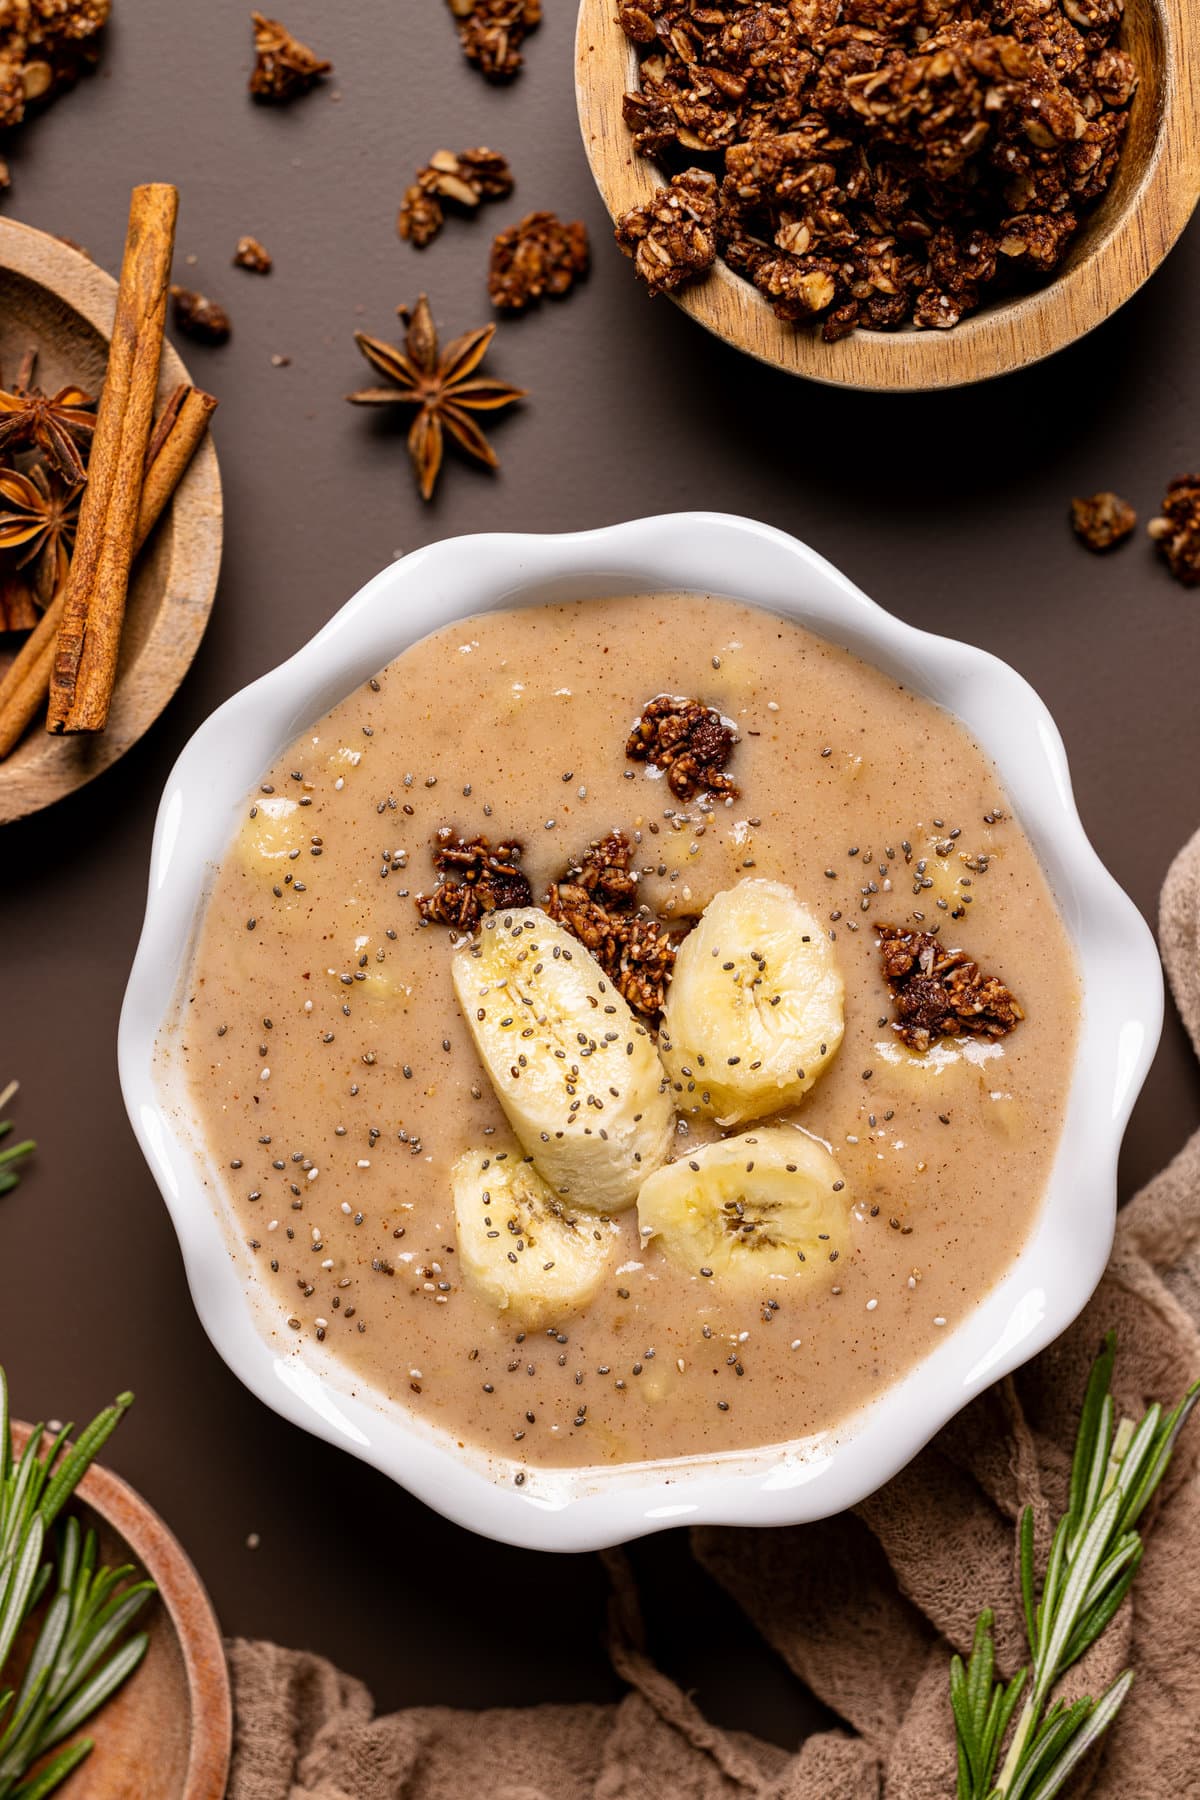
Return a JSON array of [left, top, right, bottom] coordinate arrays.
[[545, 832, 680, 1017], [170, 287, 232, 347], [626, 694, 739, 801], [878, 924, 1024, 1053], [0, 0, 109, 141], [1070, 490, 1136, 553], [445, 0, 541, 82], [615, 168, 720, 295], [488, 211, 591, 312], [399, 149, 514, 249], [416, 830, 533, 929], [615, 0, 1138, 336], [248, 12, 330, 102], [1148, 476, 1200, 587]]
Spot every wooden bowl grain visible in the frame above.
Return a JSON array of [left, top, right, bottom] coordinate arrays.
[[10, 1423, 232, 1800], [0, 218, 223, 826], [575, 0, 1200, 390]]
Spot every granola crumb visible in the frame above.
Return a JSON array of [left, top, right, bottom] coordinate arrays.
[[615, 168, 718, 296], [1071, 491, 1136, 553], [170, 286, 232, 346], [398, 148, 514, 249], [445, 0, 540, 82], [878, 925, 1023, 1054], [545, 831, 681, 1017], [416, 831, 532, 929], [626, 695, 739, 802], [488, 211, 590, 312], [248, 12, 330, 102], [1148, 476, 1200, 586], [233, 235, 273, 275]]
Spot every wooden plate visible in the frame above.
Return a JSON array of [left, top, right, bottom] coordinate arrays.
[[0, 218, 222, 826], [576, 0, 1200, 390], [10, 1422, 232, 1800]]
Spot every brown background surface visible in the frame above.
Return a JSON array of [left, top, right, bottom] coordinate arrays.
[[1, 0, 1199, 1759]]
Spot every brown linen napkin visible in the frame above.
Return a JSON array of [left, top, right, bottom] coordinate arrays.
[[225, 827, 1200, 1800]]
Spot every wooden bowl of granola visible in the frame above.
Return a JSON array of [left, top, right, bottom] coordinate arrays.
[[575, 0, 1200, 390]]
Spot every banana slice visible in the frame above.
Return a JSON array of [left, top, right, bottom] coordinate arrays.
[[452, 1150, 619, 1326], [451, 908, 674, 1213], [659, 879, 844, 1126], [637, 1126, 850, 1285], [236, 795, 306, 875]]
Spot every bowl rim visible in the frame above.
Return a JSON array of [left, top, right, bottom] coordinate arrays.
[[574, 0, 1200, 391], [118, 512, 1163, 1551]]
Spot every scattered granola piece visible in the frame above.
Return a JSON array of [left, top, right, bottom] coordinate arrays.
[[626, 695, 739, 802], [615, 168, 718, 296], [878, 926, 1023, 1054], [170, 286, 232, 346], [545, 831, 680, 1017], [1071, 492, 1136, 553], [488, 211, 590, 312], [1148, 476, 1200, 587], [416, 831, 532, 929], [248, 11, 330, 102], [445, 0, 540, 82], [233, 235, 273, 274], [398, 184, 444, 252], [398, 148, 514, 249]]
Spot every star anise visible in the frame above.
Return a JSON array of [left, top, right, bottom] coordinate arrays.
[[0, 382, 95, 483], [346, 293, 525, 502], [0, 462, 82, 611]]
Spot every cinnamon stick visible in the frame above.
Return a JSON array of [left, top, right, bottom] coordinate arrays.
[[136, 385, 218, 544], [48, 182, 178, 735], [0, 382, 216, 759]]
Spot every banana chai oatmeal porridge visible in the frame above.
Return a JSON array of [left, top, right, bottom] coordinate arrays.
[[169, 594, 1079, 1476]]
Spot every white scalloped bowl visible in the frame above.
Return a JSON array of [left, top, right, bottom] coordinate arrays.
[[119, 514, 1162, 1550]]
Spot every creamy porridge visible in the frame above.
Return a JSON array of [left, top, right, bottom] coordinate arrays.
[[172, 594, 1079, 1474]]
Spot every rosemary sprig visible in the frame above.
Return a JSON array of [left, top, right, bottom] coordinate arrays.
[[0, 1084, 34, 1197], [951, 1332, 1200, 1800], [0, 1372, 154, 1798]]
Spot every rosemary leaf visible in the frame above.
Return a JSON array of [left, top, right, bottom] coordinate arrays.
[[0, 1082, 34, 1197], [38, 1394, 133, 1532], [949, 1336, 1198, 1800], [43, 1634, 149, 1748], [1023, 1672, 1134, 1800], [0, 1373, 154, 1798], [8, 1738, 92, 1800]]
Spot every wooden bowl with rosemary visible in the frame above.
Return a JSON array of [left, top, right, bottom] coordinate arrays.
[[575, 0, 1200, 391], [8, 1420, 231, 1800], [0, 216, 222, 827]]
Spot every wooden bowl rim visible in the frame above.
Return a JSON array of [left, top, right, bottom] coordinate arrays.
[[10, 1421, 232, 1800], [575, 0, 1200, 390], [0, 215, 223, 825]]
